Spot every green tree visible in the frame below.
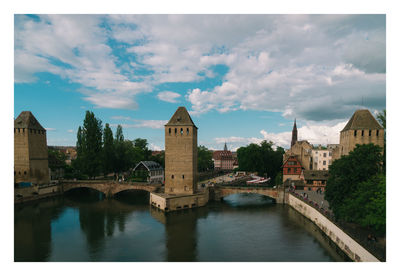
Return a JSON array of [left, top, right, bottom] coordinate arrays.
[[75, 111, 103, 179], [150, 151, 165, 168], [103, 123, 115, 176], [237, 141, 284, 183], [325, 144, 385, 232], [48, 148, 67, 171], [198, 145, 214, 172], [114, 125, 128, 177]]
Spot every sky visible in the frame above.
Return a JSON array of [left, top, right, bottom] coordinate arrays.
[[14, 14, 386, 151]]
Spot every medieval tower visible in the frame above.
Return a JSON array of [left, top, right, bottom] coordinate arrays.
[[14, 111, 50, 185], [164, 107, 198, 195], [339, 109, 384, 156]]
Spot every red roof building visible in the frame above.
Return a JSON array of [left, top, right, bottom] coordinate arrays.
[[282, 155, 304, 183], [213, 143, 234, 170]]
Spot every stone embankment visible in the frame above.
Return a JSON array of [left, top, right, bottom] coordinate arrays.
[[287, 191, 381, 262]]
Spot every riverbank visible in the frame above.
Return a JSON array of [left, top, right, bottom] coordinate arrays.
[[287, 191, 382, 262]]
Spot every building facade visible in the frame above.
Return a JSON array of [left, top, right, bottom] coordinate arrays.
[[133, 161, 164, 184], [212, 143, 234, 170], [338, 109, 384, 157], [282, 155, 304, 182], [311, 147, 332, 170], [303, 170, 329, 191], [164, 107, 198, 195], [14, 111, 50, 186]]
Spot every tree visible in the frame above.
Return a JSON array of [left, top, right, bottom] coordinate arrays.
[[236, 141, 284, 183], [114, 125, 128, 177], [75, 111, 103, 179], [325, 144, 385, 233], [103, 123, 115, 176], [198, 145, 214, 172]]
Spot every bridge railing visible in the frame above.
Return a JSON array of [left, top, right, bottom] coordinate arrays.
[[289, 189, 385, 261]]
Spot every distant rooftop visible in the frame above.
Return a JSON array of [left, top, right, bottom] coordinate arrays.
[[341, 109, 383, 132]]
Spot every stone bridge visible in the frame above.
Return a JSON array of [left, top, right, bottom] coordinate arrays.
[[61, 180, 160, 197], [211, 185, 285, 203]]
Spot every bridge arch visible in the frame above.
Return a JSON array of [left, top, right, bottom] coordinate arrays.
[[214, 186, 283, 203], [63, 185, 107, 196]]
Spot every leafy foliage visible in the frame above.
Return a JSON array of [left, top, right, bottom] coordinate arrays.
[[75, 111, 103, 178], [325, 144, 385, 233], [237, 141, 285, 182], [102, 123, 115, 175], [198, 145, 214, 172]]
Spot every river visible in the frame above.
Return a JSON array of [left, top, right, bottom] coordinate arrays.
[[14, 188, 349, 261]]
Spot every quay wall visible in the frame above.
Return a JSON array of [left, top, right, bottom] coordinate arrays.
[[287, 193, 379, 262]]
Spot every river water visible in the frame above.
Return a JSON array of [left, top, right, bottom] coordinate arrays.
[[14, 189, 349, 262]]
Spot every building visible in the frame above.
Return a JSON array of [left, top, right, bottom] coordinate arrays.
[[48, 146, 77, 165], [212, 143, 234, 170], [291, 119, 298, 147], [303, 170, 329, 191], [150, 106, 209, 212], [282, 155, 304, 183], [311, 146, 332, 170], [164, 106, 198, 195], [338, 109, 384, 157], [14, 111, 50, 186], [284, 140, 313, 170], [133, 161, 164, 184]]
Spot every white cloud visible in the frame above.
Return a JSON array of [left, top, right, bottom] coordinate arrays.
[[110, 119, 167, 129], [45, 128, 56, 131], [213, 121, 347, 150], [149, 143, 162, 151], [157, 91, 181, 103], [67, 129, 74, 133]]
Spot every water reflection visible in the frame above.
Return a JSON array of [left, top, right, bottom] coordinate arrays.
[[14, 191, 348, 262]]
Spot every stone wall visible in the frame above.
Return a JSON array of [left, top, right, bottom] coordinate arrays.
[[165, 126, 197, 194], [150, 190, 209, 212], [340, 128, 384, 156], [287, 193, 379, 262]]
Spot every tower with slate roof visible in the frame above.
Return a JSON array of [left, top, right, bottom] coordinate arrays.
[[339, 109, 384, 156], [14, 111, 50, 185], [164, 107, 198, 195]]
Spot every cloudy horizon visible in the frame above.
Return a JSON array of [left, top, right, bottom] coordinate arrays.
[[14, 14, 386, 150]]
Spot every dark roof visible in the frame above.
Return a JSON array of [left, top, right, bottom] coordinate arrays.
[[213, 150, 233, 160], [283, 179, 305, 186], [165, 106, 197, 128], [14, 111, 45, 130], [133, 161, 163, 171], [341, 109, 383, 132], [303, 170, 329, 180]]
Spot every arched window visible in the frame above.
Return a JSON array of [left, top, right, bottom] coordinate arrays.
[[169, 128, 171, 134], [187, 128, 189, 135], [175, 128, 177, 134], [180, 128, 183, 134], [354, 130, 357, 136], [182, 174, 184, 179], [376, 130, 379, 136], [171, 174, 174, 179], [369, 130, 371, 136], [361, 130, 364, 136]]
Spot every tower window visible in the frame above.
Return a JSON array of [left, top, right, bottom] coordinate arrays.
[[187, 128, 189, 135], [175, 128, 177, 134], [18, 128, 20, 133], [23, 129, 25, 133], [369, 130, 371, 136], [376, 130, 379, 136], [354, 130, 357, 136], [182, 174, 184, 179], [362, 130, 364, 136], [171, 174, 174, 179], [30, 129, 32, 133], [180, 128, 183, 134], [24, 171, 27, 175], [169, 128, 171, 134]]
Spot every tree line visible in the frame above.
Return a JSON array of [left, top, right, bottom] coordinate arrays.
[[72, 111, 162, 180], [236, 141, 285, 185]]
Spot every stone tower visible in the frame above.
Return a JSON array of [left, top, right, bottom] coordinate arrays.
[[291, 119, 298, 147], [339, 109, 384, 156], [164, 107, 198, 195], [14, 111, 50, 185]]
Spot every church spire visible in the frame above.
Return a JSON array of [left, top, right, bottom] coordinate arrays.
[[291, 119, 298, 147], [224, 142, 228, 151]]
